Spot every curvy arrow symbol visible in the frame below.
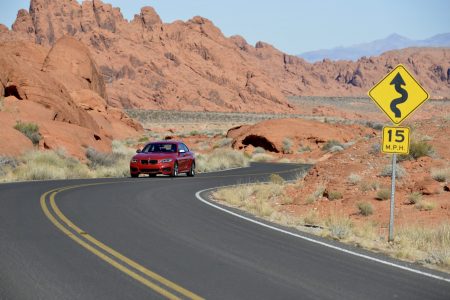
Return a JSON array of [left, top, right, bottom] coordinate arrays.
[[389, 72, 408, 118]]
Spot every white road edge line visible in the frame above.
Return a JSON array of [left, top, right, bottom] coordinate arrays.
[[195, 186, 450, 283]]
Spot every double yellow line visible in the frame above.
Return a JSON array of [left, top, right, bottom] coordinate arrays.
[[40, 183, 203, 300], [39, 166, 303, 298]]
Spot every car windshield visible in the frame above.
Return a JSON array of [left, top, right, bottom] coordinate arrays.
[[143, 143, 177, 153]]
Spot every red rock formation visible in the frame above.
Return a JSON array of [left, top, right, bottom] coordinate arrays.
[[4, 0, 450, 114], [229, 118, 372, 153], [0, 37, 142, 158]]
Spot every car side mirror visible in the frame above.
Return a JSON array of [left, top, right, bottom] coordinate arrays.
[[136, 149, 142, 153], [179, 149, 186, 154]]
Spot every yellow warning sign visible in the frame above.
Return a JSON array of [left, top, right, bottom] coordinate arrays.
[[368, 64, 429, 125], [382, 126, 410, 154]]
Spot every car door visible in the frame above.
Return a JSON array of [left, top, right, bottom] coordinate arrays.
[[176, 143, 187, 172], [178, 143, 191, 172], [183, 143, 194, 171]]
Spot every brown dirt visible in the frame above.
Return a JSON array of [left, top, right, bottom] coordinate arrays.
[[283, 118, 450, 231]]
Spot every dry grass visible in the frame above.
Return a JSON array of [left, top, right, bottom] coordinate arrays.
[[0, 140, 137, 181], [407, 192, 422, 205], [211, 180, 450, 271], [357, 202, 374, 216], [196, 149, 249, 173], [415, 201, 436, 211], [324, 214, 353, 240], [396, 223, 450, 268], [305, 185, 325, 204], [376, 188, 390, 201], [213, 182, 285, 219], [431, 167, 450, 182], [347, 173, 361, 185], [380, 164, 407, 178], [8, 150, 92, 181], [250, 153, 275, 162]]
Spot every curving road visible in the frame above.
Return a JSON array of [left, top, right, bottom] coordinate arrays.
[[0, 163, 449, 299]]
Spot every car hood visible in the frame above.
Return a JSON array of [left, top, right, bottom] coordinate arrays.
[[133, 153, 177, 160]]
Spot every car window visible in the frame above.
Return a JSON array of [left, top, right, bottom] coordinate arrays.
[[143, 143, 177, 153], [180, 143, 189, 152]]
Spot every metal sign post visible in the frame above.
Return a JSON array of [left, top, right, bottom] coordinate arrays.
[[368, 64, 429, 242], [389, 153, 397, 242]]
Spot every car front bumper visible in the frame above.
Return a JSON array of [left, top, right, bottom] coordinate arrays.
[[130, 161, 173, 175]]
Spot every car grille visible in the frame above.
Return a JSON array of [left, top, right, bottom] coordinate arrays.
[[141, 160, 158, 165], [140, 168, 159, 173]]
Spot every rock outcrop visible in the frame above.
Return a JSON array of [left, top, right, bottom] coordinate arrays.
[[5, 0, 448, 115], [0, 37, 142, 158], [228, 118, 373, 154]]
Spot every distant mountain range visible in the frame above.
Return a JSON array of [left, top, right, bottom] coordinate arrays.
[[298, 33, 450, 62]]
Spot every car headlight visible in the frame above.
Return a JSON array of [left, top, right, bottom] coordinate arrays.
[[131, 158, 138, 163], [160, 158, 173, 163]]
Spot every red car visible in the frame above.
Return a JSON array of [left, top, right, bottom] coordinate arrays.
[[130, 141, 195, 178]]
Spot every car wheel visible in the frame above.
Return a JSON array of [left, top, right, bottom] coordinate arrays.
[[131, 173, 139, 178], [171, 162, 178, 177], [187, 161, 195, 177]]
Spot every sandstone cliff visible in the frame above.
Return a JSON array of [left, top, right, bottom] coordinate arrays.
[[4, 0, 448, 114], [0, 36, 142, 158]]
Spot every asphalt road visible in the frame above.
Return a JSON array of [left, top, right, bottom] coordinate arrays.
[[0, 163, 449, 299]]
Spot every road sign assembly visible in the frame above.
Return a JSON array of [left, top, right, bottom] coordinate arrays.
[[368, 64, 429, 242]]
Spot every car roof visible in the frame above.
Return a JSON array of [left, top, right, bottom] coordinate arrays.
[[147, 140, 183, 145]]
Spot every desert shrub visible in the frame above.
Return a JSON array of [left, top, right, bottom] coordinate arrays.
[[14, 121, 41, 145], [365, 121, 383, 130], [138, 136, 149, 143], [86, 147, 121, 168], [250, 153, 274, 162], [342, 141, 355, 149], [369, 143, 381, 155], [357, 202, 374, 216], [214, 184, 253, 208], [213, 138, 233, 149], [380, 164, 406, 178], [303, 210, 320, 226], [415, 201, 435, 211], [399, 140, 434, 161], [326, 215, 353, 240], [297, 145, 311, 153], [306, 185, 325, 204], [322, 140, 343, 152], [253, 147, 266, 154], [407, 192, 422, 205], [431, 168, 449, 182], [327, 191, 343, 200], [347, 173, 361, 185], [196, 149, 249, 173], [397, 223, 450, 267], [376, 189, 390, 201], [270, 173, 285, 185], [0, 156, 18, 176], [12, 150, 91, 180], [282, 138, 293, 154], [329, 145, 344, 153], [359, 181, 379, 192]]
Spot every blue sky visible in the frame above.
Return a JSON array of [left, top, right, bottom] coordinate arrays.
[[1, 0, 449, 54]]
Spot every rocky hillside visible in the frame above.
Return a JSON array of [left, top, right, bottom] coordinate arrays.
[[2, 0, 449, 115], [0, 36, 142, 158]]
